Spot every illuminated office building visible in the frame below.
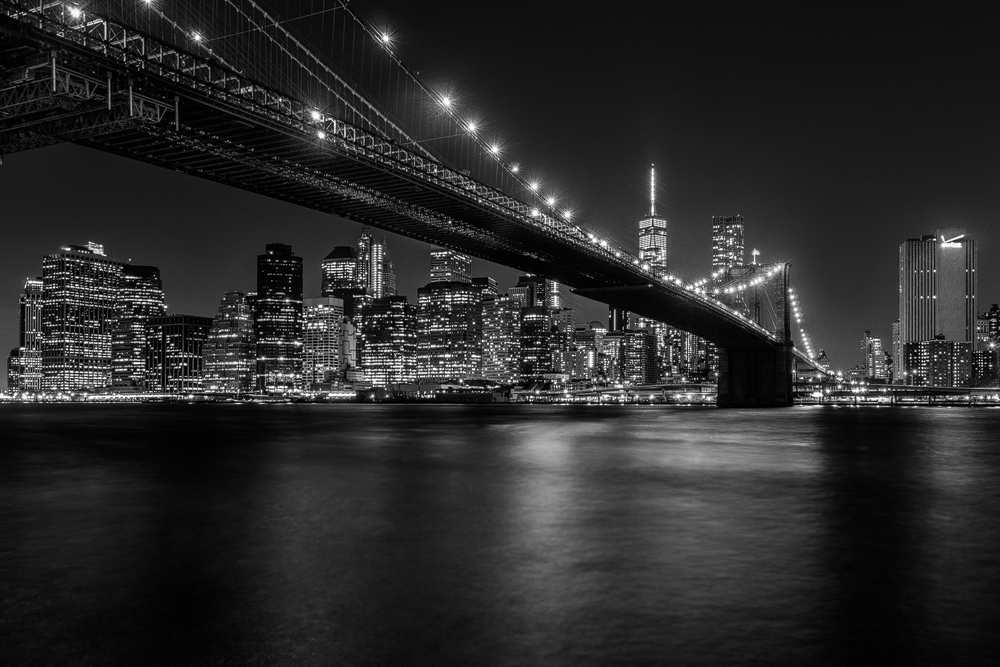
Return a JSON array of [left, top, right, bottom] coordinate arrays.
[[321, 246, 357, 294], [303, 297, 344, 388], [12, 277, 43, 391], [7, 349, 24, 391], [552, 308, 575, 375], [977, 303, 1000, 346], [416, 281, 482, 381], [623, 329, 657, 386], [203, 291, 256, 394], [255, 243, 303, 393], [861, 330, 887, 381], [712, 215, 745, 273], [899, 230, 977, 386], [482, 294, 521, 384], [430, 248, 472, 284], [639, 165, 668, 272], [358, 296, 417, 386], [520, 306, 553, 379], [41, 242, 123, 391], [145, 315, 213, 392], [111, 265, 165, 392], [509, 275, 547, 309]]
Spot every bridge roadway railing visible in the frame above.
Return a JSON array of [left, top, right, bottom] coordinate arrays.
[[2, 0, 783, 348]]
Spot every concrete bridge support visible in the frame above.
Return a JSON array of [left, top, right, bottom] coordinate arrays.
[[717, 345, 794, 407]]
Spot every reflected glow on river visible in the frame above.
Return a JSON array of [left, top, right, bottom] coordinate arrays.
[[2, 404, 999, 665]]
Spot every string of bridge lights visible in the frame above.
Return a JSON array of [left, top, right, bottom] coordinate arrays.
[[57, 1, 820, 359], [788, 288, 817, 360]]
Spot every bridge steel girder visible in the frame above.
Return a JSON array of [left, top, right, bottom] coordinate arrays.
[[0, 2, 810, 406]]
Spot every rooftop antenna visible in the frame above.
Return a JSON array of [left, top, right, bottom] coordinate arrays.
[[650, 164, 656, 216]]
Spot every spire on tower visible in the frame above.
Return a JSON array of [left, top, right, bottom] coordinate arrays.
[[650, 164, 656, 216]]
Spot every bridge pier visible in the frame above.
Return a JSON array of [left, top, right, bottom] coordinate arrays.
[[717, 345, 794, 408]]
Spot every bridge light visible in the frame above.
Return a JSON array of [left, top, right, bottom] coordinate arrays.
[[563, 210, 572, 220], [317, 130, 326, 139], [511, 164, 519, 173], [466, 121, 477, 133], [379, 32, 392, 45], [310, 110, 322, 121], [489, 143, 500, 155], [529, 182, 539, 192], [546, 196, 556, 207], [530, 208, 539, 217], [68, 6, 81, 18], [441, 96, 452, 107], [192, 32, 203, 42]]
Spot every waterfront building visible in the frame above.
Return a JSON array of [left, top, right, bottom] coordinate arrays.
[[972, 347, 998, 386], [902, 338, 973, 388], [356, 229, 395, 301], [861, 330, 887, 381], [430, 248, 472, 284], [339, 320, 358, 377], [357, 296, 417, 386], [255, 243, 303, 394], [899, 230, 977, 386], [320, 245, 368, 320], [816, 349, 831, 373], [303, 297, 344, 388], [145, 315, 213, 392], [712, 215, 746, 273], [600, 330, 624, 382], [552, 308, 576, 375], [638, 165, 668, 272], [202, 291, 256, 394], [471, 276, 498, 299], [14, 277, 43, 391], [622, 329, 657, 386], [41, 242, 123, 391], [111, 265, 165, 392], [482, 294, 521, 384], [891, 320, 901, 382], [7, 348, 23, 391], [520, 306, 553, 380], [416, 281, 482, 381]]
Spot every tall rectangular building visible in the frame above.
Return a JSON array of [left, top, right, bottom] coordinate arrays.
[[303, 297, 344, 388], [358, 296, 417, 387], [482, 294, 521, 384], [41, 242, 124, 391], [899, 230, 977, 386], [712, 215, 745, 272], [146, 315, 213, 392], [255, 243, 303, 394], [203, 291, 256, 394], [16, 277, 43, 391], [112, 265, 165, 392], [416, 281, 482, 381], [638, 165, 668, 272]]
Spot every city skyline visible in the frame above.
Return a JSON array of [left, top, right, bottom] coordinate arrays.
[[1, 2, 998, 373]]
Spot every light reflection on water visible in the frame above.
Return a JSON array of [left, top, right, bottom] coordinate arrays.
[[2, 404, 999, 665]]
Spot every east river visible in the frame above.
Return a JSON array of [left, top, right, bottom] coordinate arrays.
[[2, 404, 999, 665]]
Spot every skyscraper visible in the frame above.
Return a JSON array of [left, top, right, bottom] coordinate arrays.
[[41, 242, 123, 391], [303, 297, 344, 388], [712, 215, 745, 273], [255, 243, 303, 393], [16, 277, 43, 391], [356, 228, 394, 300], [321, 246, 357, 295], [112, 265, 165, 392], [358, 296, 417, 386], [623, 329, 657, 386], [145, 315, 213, 392], [861, 330, 887, 381], [430, 248, 472, 284], [416, 281, 482, 381], [899, 230, 977, 386], [638, 165, 668, 272], [520, 306, 553, 379], [203, 291, 256, 394], [482, 294, 521, 384]]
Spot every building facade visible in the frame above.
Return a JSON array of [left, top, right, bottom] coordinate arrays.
[[712, 215, 745, 273], [303, 297, 345, 388], [202, 291, 256, 394], [145, 315, 213, 392], [638, 165, 668, 272], [358, 296, 417, 386], [255, 243, 303, 393], [111, 265, 165, 392], [41, 243, 124, 391], [416, 281, 482, 382], [14, 277, 43, 391]]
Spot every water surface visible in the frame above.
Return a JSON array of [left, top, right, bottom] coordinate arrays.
[[2, 404, 999, 665]]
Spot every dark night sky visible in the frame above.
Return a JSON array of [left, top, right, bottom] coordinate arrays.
[[2, 2, 998, 372]]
